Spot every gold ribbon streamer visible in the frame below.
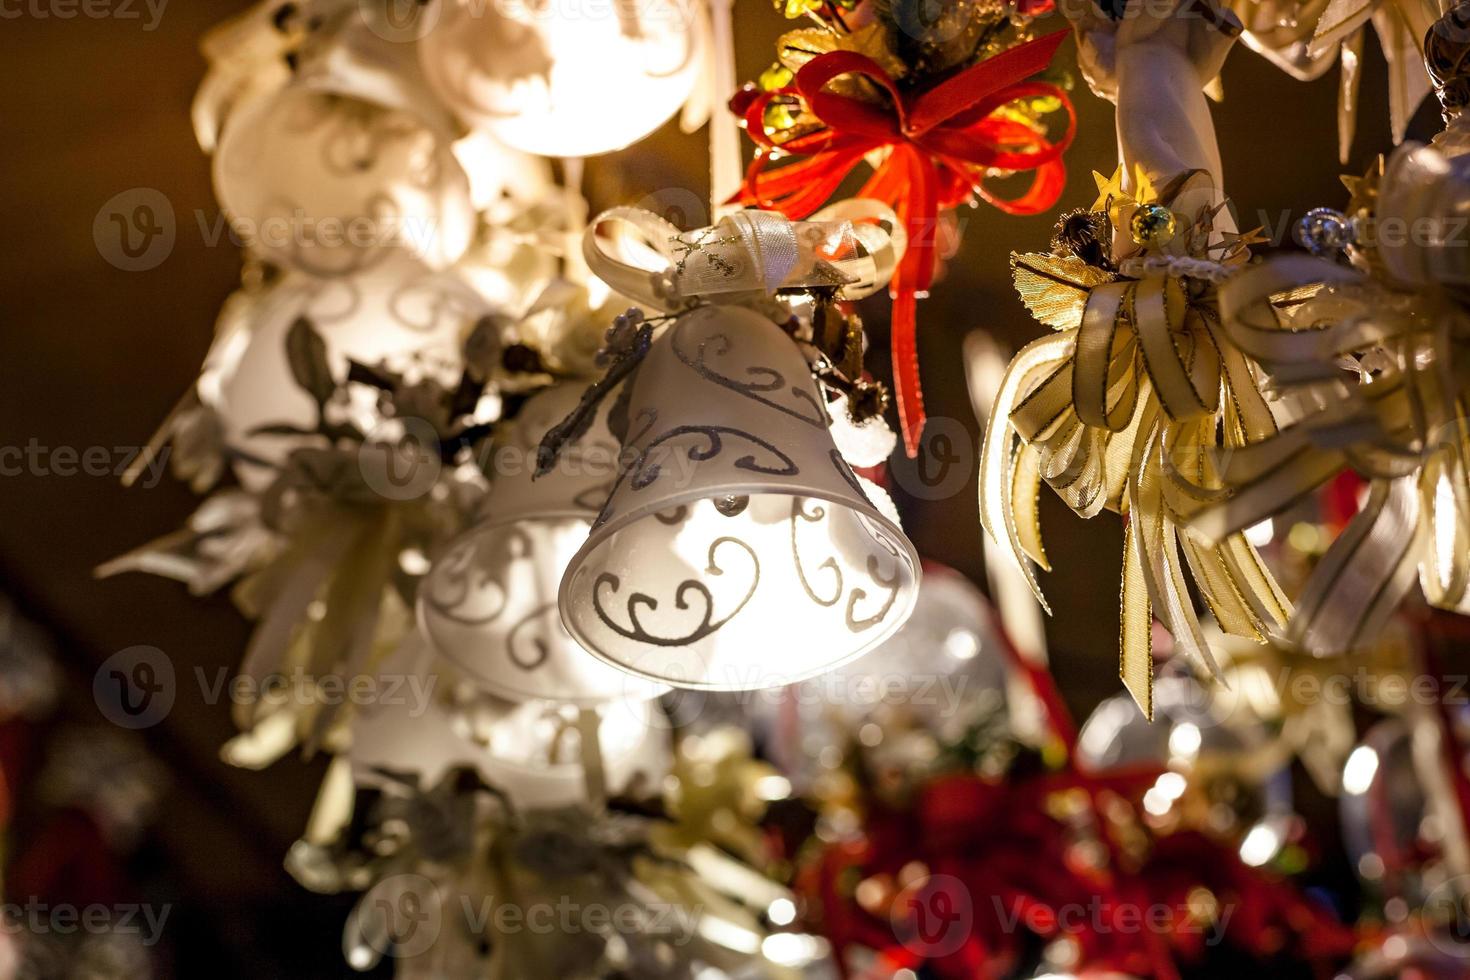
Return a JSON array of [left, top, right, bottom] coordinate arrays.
[[1230, 0, 1435, 163]]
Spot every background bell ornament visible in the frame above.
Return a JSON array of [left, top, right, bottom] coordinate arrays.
[[749, 564, 1010, 791], [417, 0, 702, 158], [213, 255, 495, 489], [557, 304, 921, 691], [212, 85, 475, 277], [1078, 672, 1293, 852], [349, 639, 670, 810], [419, 383, 669, 705]]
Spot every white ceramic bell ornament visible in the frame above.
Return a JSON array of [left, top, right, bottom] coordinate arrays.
[[213, 84, 474, 277], [213, 254, 495, 488], [349, 639, 670, 809], [557, 304, 921, 691], [417, 0, 703, 157], [419, 383, 669, 705]]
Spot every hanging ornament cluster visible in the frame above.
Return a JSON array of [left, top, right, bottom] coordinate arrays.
[[979, 0, 1470, 716], [1200, 45, 1470, 658], [1137, 2, 1470, 673], [101, 0, 1470, 971], [109, 0, 948, 973], [977, 41, 1470, 978]]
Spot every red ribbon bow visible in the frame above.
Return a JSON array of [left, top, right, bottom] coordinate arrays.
[[734, 29, 1076, 456]]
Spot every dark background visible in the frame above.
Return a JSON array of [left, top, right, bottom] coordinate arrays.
[[0, 2, 1442, 974]]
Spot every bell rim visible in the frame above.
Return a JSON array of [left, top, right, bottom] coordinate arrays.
[[417, 510, 672, 705], [555, 483, 923, 692]]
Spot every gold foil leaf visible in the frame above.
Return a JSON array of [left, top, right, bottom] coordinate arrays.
[[1010, 252, 1116, 331], [777, 24, 906, 84]]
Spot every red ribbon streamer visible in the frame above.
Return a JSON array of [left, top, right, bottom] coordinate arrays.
[[734, 29, 1076, 455]]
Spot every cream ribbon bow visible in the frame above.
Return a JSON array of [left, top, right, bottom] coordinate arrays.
[[581, 204, 901, 315]]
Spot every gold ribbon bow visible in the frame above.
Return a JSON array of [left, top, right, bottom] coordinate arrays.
[[581, 204, 901, 315], [983, 265, 1291, 718], [1199, 253, 1470, 657]]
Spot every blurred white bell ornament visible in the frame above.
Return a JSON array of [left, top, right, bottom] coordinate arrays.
[[1078, 671, 1291, 847], [446, 139, 561, 311], [196, 0, 456, 150], [213, 255, 495, 488], [417, 0, 702, 157], [191, 0, 296, 153], [818, 564, 1009, 728], [748, 564, 1009, 788], [419, 383, 668, 704], [293, 0, 456, 131], [1338, 718, 1445, 907], [558, 305, 921, 691], [349, 641, 670, 809], [213, 84, 474, 277]]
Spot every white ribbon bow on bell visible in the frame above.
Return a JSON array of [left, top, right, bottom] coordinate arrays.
[[581, 203, 904, 314]]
